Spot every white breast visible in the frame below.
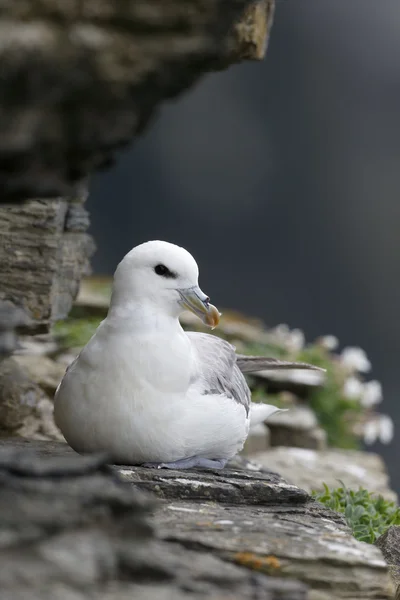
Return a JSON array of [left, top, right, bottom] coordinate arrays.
[[54, 319, 193, 461], [54, 318, 248, 464]]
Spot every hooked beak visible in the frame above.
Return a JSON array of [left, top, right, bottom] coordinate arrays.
[[178, 286, 221, 329]]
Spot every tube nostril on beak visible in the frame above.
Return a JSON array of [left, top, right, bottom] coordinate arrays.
[[177, 286, 220, 328]]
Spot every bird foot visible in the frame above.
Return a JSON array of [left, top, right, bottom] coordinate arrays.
[[141, 456, 228, 470]]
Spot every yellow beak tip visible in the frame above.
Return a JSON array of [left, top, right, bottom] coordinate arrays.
[[204, 304, 221, 329]]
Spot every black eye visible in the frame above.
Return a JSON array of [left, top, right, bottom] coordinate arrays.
[[154, 264, 167, 276], [154, 264, 177, 278]]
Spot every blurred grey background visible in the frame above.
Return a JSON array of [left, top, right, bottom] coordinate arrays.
[[88, 1, 400, 490]]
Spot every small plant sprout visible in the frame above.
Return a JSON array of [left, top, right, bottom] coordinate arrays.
[[312, 483, 400, 544]]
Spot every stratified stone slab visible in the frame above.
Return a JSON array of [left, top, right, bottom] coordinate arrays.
[[116, 461, 393, 599], [0, 439, 306, 600], [252, 446, 397, 502], [0, 1, 275, 201], [0, 439, 393, 599], [117, 462, 309, 505], [153, 499, 391, 599], [376, 526, 400, 599]]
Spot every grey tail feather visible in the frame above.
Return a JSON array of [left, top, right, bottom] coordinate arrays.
[[236, 355, 326, 373]]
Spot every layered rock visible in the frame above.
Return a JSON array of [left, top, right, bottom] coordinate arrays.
[[0, 195, 94, 332], [252, 447, 397, 503], [0, 0, 274, 202], [0, 439, 393, 600], [376, 527, 400, 599]]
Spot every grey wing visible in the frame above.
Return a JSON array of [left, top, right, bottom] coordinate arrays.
[[236, 355, 325, 373], [186, 331, 250, 416], [54, 352, 80, 397]]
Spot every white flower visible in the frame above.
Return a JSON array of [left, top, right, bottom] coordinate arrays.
[[274, 324, 290, 337], [363, 419, 379, 445], [378, 415, 394, 444], [341, 347, 371, 373], [344, 378, 383, 408], [320, 335, 339, 351], [361, 380, 383, 408], [288, 328, 305, 352], [363, 414, 394, 445], [343, 376, 363, 399], [271, 324, 305, 352]]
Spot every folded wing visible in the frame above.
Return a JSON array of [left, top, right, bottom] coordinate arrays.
[[186, 332, 325, 419]]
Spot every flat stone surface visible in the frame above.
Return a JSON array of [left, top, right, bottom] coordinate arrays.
[[0, 359, 63, 441], [117, 462, 309, 505], [0, 439, 308, 600], [264, 405, 327, 450], [252, 447, 397, 502], [267, 405, 318, 430], [0, 301, 31, 358], [14, 354, 66, 396], [376, 526, 400, 597], [0, 439, 393, 599], [0, 437, 75, 456], [269, 425, 327, 451], [153, 501, 390, 599], [243, 423, 270, 454], [115, 462, 392, 598]]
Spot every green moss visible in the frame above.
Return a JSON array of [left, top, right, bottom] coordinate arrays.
[[53, 316, 102, 348], [296, 346, 362, 449], [313, 483, 400, 544]]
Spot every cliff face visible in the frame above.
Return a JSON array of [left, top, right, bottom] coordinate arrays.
[[0, 0, 274, 202], [0, 4, 397, 597], [0, 1, 274, 336], [0, 196, 94, 333]]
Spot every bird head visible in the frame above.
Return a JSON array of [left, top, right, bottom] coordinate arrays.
[[112, 240, 221, 328]]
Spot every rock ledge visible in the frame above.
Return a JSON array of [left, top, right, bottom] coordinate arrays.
[[0, 439, 393, 600]]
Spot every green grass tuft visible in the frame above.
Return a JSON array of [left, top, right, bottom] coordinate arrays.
[[53, 316, 102, 348], [297, 346, 363, 449], [312, 483, 400, 544]]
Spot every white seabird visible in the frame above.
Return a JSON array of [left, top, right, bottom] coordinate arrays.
[[54, 240, 322, 469]]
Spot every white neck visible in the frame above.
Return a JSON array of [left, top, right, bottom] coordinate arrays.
[[107, 294, 182, 335]]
